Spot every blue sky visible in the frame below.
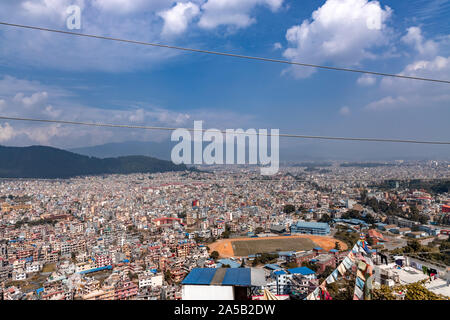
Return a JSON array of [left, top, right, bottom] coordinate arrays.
[[0, 0, 449, 160]]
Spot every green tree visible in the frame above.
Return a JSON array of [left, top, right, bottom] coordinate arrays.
[[283, 204, 296, 214], [210, 251, 219, 260], [334, 241, 341, 251]]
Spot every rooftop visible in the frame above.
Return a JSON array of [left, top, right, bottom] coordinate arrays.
[[288, 266, 316, 275]]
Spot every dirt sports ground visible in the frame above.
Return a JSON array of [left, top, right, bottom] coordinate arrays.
[[208, 235, 348, 258]]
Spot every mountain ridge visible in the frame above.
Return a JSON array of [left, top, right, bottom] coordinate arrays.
[[0, 145, 188, 179]]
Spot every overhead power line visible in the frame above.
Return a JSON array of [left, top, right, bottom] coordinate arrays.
[[0, 21, 450, 84], [0, 177, 448, 182], [1, 115, 450, 145]]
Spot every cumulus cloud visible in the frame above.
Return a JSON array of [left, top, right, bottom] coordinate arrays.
[[159, 2, 201, 37], [0, 123, 15, 142], [198, 0, 283, 30], [0, 75, 254, 148], [14, 91, 48, 108], [401, 26, 438, 58], [0, 0, 285, 70], [366, 55, 450, 111], [282, 0, 392, 78], [0, 75, 193, 147]]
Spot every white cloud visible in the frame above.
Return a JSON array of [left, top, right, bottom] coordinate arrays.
[[366, 55, 450, 111], [0, 1, 178, 72], [0, 0, 285, 71], [21, 0, 85, 22], [0, 76, 193, 147], [365, 95, 407, 111], [159, 2, 201, 37], [401, 26, 438, 58], [13, 91, 48, 108], [339, 106, 351, 115], [0, 123, 15, 142], [0, 75, 254, 147], [198, 0, 283, 30], [282, 0, 392, 78], [357, 74, 377, 86], [273, 42, 282, 50], [92, 0, 168, 14]]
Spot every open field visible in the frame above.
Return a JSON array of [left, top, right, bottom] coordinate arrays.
[[208, 235, 348, 258]]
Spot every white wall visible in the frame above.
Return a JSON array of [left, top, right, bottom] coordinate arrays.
[[182, 285, 234, 300]]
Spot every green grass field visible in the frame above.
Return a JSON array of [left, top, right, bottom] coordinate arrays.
[[231, 237, 317, 256]]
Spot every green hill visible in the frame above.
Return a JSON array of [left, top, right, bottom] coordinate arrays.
[[0, 145, 188, 178]]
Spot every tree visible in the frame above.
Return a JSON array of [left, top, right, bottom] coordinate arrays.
[[418, 214, 429, 225], [319, 214, 331, 223], [373, 281, 446, 300], [301, 261, 318, 272], [334, 241, 341, 251], [210, 251, 219, 260], [254, 227, 264, 235], [408, 239, 421, 252], [283, 204, 296, 214], [164, 270, 172, 283]]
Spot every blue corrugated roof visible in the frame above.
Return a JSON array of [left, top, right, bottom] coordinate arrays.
[[288, 266, 316, 275], [78, 265, 112, 275], [182, 268, 254, 286], [182, 268, 217, 285], [222, 268, 251, 286], [274, 270, 287, 276]]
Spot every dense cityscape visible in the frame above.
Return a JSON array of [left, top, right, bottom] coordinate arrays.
[[1, 161, 449, 300]]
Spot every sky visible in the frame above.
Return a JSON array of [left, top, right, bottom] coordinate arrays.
[[0, 0, 449, 161]]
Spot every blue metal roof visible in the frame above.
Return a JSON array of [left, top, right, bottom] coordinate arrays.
[[78, 265, 112, 275], [288, 267, 316, 275], [274, 270, 287, 276], [182, 268, 253, 286], [182, 268, 217, 285], [222, 268, 251, 286]]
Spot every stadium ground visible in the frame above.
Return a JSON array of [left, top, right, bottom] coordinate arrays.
[[208, 235, 348, 258]]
